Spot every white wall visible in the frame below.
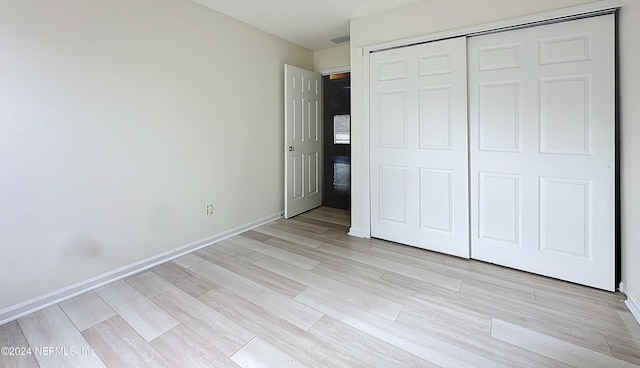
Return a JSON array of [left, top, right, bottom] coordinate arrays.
[[350, 0, 640, 309], [619, 0, 640, 316], [0, 0, 312, 311], [314, 44, 351, 72]]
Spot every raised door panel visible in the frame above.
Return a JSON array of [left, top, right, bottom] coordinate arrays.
[[419, 87, 453, 149], [478, 81, 521, 152], [419, 169, 453, 233], [539, 33, 592, 65], [379, 166, 408, 224], [307, 152, 320, 195], [539, 76, 591, 155], [378, 91, 408, 148], [478, 43, 522, 71], [478, 172, 521, 246], [539, 177, 591, 258]]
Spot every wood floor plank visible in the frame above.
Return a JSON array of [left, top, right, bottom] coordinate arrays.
[[320, 228, 369, 242], [534, 279, 628, 309], [310, 254, 386, 281], [372, 246, 539, 298], [298, 207, 350, 226], [367, 241, 448, 266], [82, 316, 171, 368], [172, 252, 206, 269], [18, 305, 106, 368], [618, 310, 640, 340], [395, 302, 492, 339], [94, 280, 179, 342], [195, 244, 265, 264], [325, 231, 395, 248], [126, 271, 254, 357], [605, 335, 640, 366], [228, 235, 320, 270], [195, 240, 257, 261], [308, 315, 438, 368], [241, 229, 273, 242], [373, 247, 537, 296], [265, 237, 386, 280], [294, 286, 507, 368], [491, 318, 639, 368], [396, 306, 574, 368], [255, 256, 404, 321], [151, 324, 240, 368], [253, 225, 324, 248], [59, 291, 116, 331], [381, 269, 616, 356], [319, 235, 373, 253], [459, 282, 616, 355], [459, 277, 536, 302], [312, 262, 443, 307], [317, 242, 463, 291], [530, 287, 633, 338], [151, 262, 218, 298], [199, 286, 370, 368], [232, 251, 267, 264], [231, 337, 310, 368], [0, 321, 40, 368], [311, 264, 508, 344], [534, 284, 629, 312], [277, 218, 333, 234], [446, 255, 627, 309], [268, 222, 329, 240], [190, 260, 323, 331], [291, 216, 351, 233], [195, 249, 306, 299]]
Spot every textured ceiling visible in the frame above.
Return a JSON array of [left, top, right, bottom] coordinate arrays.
[[191, 0, 426, 50]]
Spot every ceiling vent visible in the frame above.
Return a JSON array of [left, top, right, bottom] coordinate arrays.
[[330, 35, 350, 44]]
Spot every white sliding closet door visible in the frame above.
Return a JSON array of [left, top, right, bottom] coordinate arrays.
[[468, 15, 615, 290], [370, 37, 470, 258]]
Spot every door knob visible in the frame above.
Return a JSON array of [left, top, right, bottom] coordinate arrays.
[[288, 146, 295, 152]]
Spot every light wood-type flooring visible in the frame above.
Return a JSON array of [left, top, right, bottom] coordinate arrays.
[[2, 207, 639, 367]]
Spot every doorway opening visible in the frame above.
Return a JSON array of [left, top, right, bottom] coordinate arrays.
[[322, 73, 351, 210]]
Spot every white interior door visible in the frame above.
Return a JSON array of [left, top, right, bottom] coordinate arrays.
[[468, 15, 615, 290], [284, 65, 323, 219], [370, 37, 470, 258]]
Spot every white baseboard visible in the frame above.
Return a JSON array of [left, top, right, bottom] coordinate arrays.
[[348, 227, 368, 238], [626, 292, 640, 326], [0, 212, 283, 326]]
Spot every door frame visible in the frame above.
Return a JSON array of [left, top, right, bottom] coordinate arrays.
[[321, 71, 352, 211], [319, 66, 350, 76], [320, 67, 352, 212], [357, 0, 621, 239], [283, 65, 351, 218]]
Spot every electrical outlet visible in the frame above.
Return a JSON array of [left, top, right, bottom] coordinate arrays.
[[206, 204, 214, 215]]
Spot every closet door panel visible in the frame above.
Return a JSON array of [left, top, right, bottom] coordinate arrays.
[[468, 15, 615, 290], [370, 37, 470, 258]]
